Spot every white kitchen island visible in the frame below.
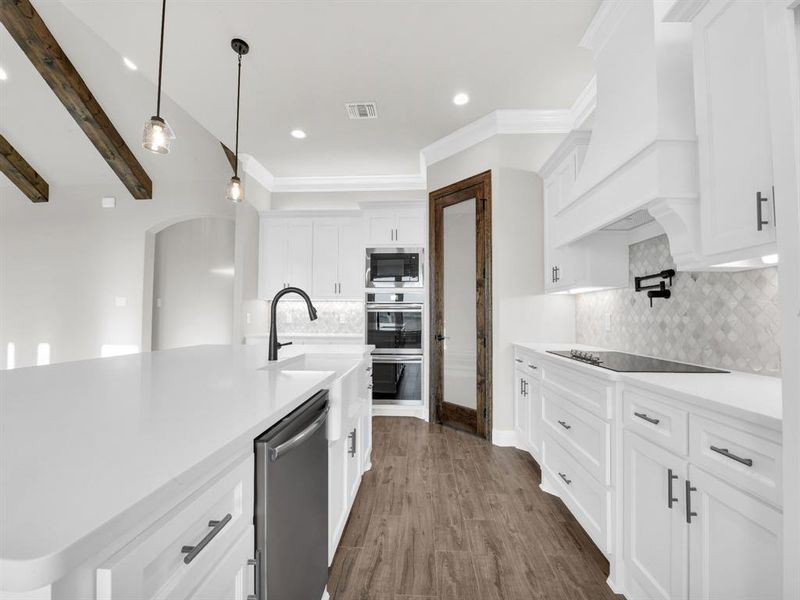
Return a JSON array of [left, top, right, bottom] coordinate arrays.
[[0, 343, 373, 599]]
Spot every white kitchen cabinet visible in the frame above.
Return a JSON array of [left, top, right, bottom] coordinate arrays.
[[540, 131, 628, 294], [687, 466, 782, 600], [258, 218, 313, 299], [514, 369, 530, 450], [345, 422, 362, 504], [692, 0, 778, 259], [624, 431, 689, 600], [364, 205, 425, 246], [526, 376, 542, 459], [328, 433, 348, 562], [185, 527, 254, 600], [312, 218, 364, 299]]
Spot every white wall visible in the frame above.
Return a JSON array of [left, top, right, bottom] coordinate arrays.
[[427, 135, 577, 435], [152, 217, 235, 350], [270, 190, 424, 211]]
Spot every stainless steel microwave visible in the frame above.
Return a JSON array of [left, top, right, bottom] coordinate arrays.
[[365, 247, 424, 289]]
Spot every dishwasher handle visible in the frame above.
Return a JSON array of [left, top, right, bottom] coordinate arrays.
[[269, 404, 330, 462]]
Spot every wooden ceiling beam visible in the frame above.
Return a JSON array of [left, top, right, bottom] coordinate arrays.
[[0, 133, 49, 203], [0, 0, 153, 199]]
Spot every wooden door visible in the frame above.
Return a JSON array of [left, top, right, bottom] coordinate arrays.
[[687, 466, 782, 600], [623, 431, 689, 600], [429, 171, 492, 438], [694, 0, 777, 255]]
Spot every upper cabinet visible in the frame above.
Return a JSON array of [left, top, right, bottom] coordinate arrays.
[[541, 131, 629, 294], [258, 218, 313, 299], [312, 218, 364, 299], [364, 205, 425, 246], [690, 0, 777, 259]]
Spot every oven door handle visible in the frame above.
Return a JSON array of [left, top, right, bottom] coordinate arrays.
[[367, 304, 424, 311], [373, 356, 423, 364]]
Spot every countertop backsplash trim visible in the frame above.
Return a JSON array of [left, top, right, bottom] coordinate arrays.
[[575, 234, 781, 377]]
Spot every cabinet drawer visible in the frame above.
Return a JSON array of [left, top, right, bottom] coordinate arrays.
[[623, 388, 688, 456], [513, 349, 541, 379], [542, 435, 610, 553], [542, 387, 610, 485], [689, 415, 781, 506], [97, 454, 254, 600], [542, 362, 614, 419]]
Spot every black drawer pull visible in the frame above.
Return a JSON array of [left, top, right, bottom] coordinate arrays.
[[685, 480, 697, 524], [710, 445, 753, 467], [634, 412, 660, 425], [667, 469, 679, 509], [528, 363, 538, 370], [558, 472, 572, 485], [181, 513, 232, 564], [558, 420, 572, 430]]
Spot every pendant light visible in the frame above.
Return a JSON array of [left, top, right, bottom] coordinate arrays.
[[227, 38, 249, 203], [142, 0, 175, 154]]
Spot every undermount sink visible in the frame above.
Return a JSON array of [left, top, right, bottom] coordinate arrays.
[[260, 352, 364, 441]]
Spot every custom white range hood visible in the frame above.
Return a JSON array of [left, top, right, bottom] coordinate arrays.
[[555, 0, 702, 266]]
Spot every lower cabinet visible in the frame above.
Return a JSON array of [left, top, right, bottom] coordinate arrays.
[[185, 527, 255, 600], [623, 431, 782, 600], [525, 376, 542, 458], [513, 368, 530, 449]]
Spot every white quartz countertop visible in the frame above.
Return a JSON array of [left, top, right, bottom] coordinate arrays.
[[0, 343, 372, 591], [514, 342, 782, 430]]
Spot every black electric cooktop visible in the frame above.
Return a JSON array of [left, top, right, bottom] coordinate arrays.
[[547, 350, 729, 374]]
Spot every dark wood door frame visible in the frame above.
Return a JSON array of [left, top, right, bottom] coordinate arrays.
[[429, 171, 493, 440]]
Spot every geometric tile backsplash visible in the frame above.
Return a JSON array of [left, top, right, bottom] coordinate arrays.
[[576, 234, 781, 376]]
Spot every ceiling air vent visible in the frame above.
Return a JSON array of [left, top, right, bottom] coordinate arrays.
[[345, 102, 378, 120]]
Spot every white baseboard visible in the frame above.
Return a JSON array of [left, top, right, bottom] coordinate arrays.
[[371, 405, 427, 419], [491, 429, 518, 447]]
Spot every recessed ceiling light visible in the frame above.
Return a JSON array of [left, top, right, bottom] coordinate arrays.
[[123, 57, 137, 71], [453, 92, 470, 106], [290, 129, 307, 139], [0, 67, 8, 81]]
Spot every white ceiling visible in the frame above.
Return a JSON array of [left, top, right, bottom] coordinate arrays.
[[59, 0, 600, 179]]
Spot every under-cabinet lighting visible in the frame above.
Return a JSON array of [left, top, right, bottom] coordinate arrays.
[[761, 254, 779, 265], [123, 57, 137, 71], [6, 342, 15, 370], [36, 343, 50, 366], [0, 67, 8, 81], [568, 287, 607, 295]]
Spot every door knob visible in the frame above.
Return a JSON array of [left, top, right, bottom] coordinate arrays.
[[434, 334, 449, 341]]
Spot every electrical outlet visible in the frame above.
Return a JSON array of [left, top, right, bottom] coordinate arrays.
[[245, 312, 252, 325], [605, 313, 612, 332]]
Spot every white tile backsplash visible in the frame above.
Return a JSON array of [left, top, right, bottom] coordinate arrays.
[[575, 234, 781, 376], [253, 300, 365, 336]]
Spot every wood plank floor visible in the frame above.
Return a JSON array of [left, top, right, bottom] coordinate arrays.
[[328, 417, 625, 600]]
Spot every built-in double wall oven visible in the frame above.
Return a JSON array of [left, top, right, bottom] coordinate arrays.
[[366, 291, 424, 406]]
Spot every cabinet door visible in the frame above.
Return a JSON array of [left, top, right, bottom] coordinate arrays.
[[526, 377, 542, 458], [366, 213, 396, 245], [624, 432, 689, 600], [345, 423, 361, 506], [285, 221, 313, 291], [694, 0, 776, 255], [687, 466, 781, 600], [312, 221, 340, 298], [258, 220, 287, 299], [337, 219, 365, 298], [395, 208, 425, 245], [514, 371, 529, 447], [543, 177, 561, 291], [184, 526, 254, 600]]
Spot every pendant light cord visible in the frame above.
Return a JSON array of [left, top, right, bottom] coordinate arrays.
[[156, 0, 167, 117], [234, 51, 242, 177]]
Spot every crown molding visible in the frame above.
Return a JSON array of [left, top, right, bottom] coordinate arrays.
[[240, 154, 275, 191], [570, 76, 597, 129], [663, 0, 710, 22], [539, 130, 593, 179], [579, 0, 632, 53], [270, 173, 427, 193]]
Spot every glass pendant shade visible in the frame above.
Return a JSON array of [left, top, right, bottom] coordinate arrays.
[[227, 175, 243, 203], [142, 116, 175, 154]]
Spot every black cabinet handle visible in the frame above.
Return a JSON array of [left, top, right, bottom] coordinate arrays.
[[668, 469, 679, 509], [710, 445, 753, 467], [558, 472, 572, 485], [515, 358, 523, 363], [685, 480, 697, 524], [634, 412, 660, 425], [181, 513, 232, 564], [558, 420, 572, 430], [757, 191, 769, 231], [528, 363, 538, 370]]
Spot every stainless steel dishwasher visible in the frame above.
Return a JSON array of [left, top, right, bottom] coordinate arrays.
[[254, 390, 329, 600]]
